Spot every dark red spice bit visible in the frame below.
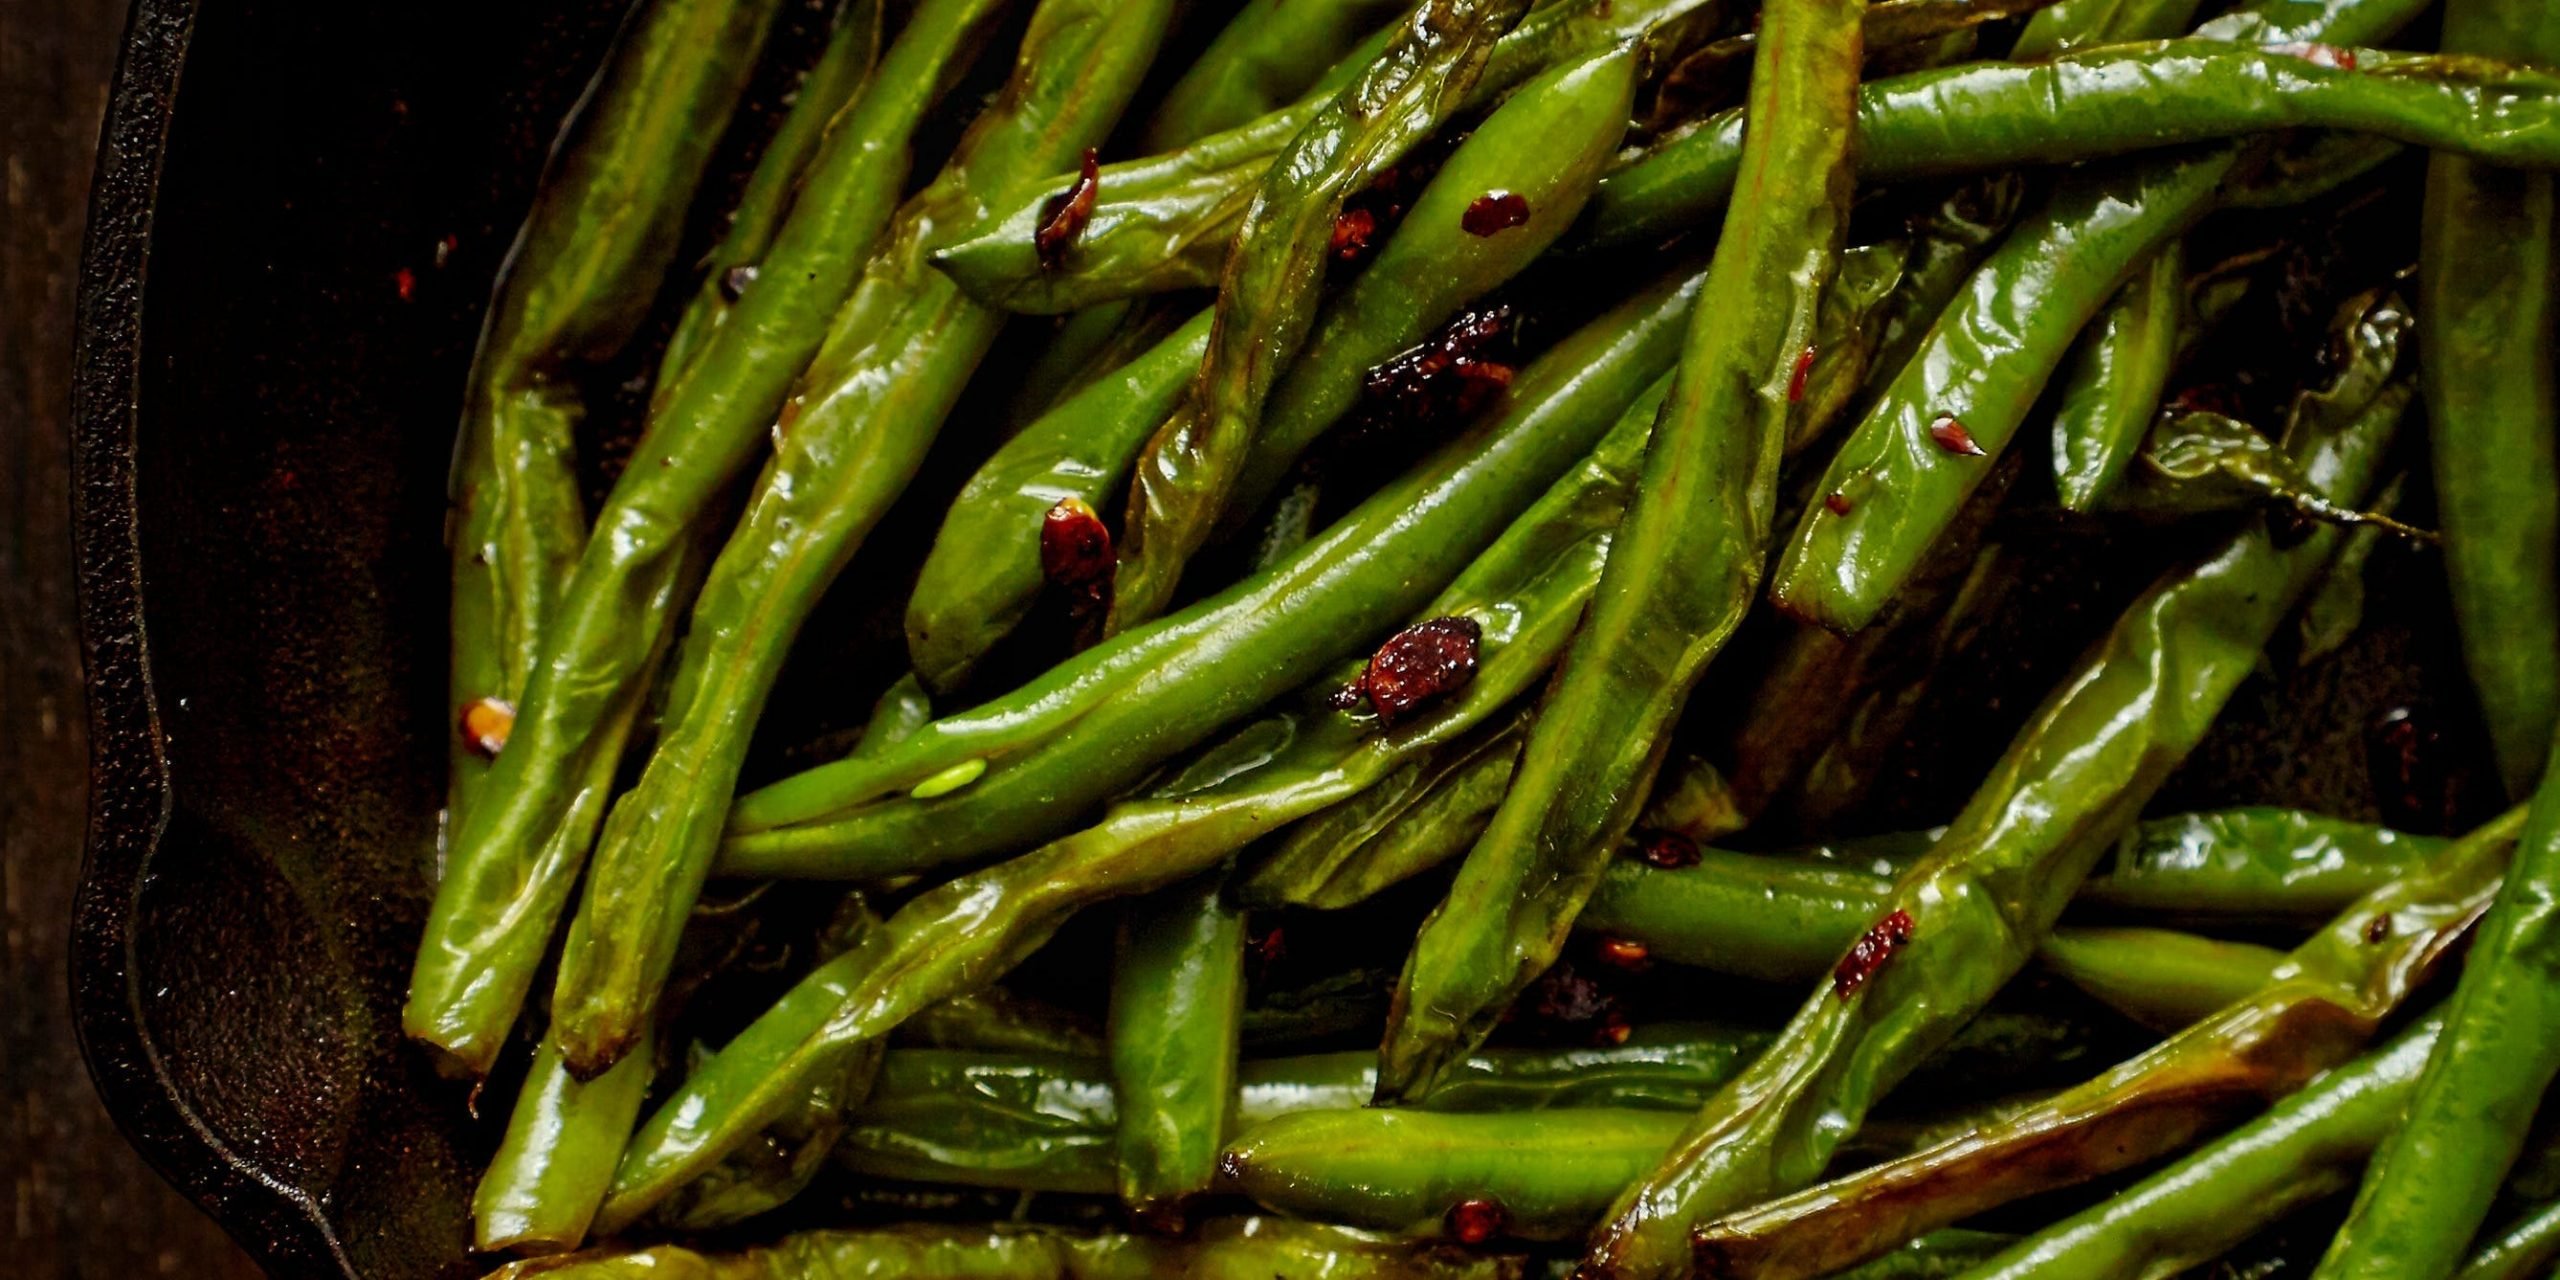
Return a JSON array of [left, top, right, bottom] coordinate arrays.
[[1329, 206, 1381, 263], [459, 697, 517, 759], [1039, 497, 1114, 590], [1332, 304, 1521, 462], [1461, 190, 1532, 237], [1832, 908, 1915, 999], [1032, 147, 1101, 271], [1926, 414, 1985, 456], [2365, 913, 2394, 943], [1446, 1198, 1508, 1245], [1595, 936, 1651, 970], [1636, 829, 1702, 869], [1247, 923, 1288, 975], [394, 267, 417, 302], [721, 264, 759, 302], [1326, 681, 1369, 711], [1823, 491, 1853, 516], [1357, 615, 1482, 722], [1597, 1012, 1632, 1046], [1523, 961, 1617, 1032], [1786, 345, 1818, 403], [2272, 41, 2357, 70]]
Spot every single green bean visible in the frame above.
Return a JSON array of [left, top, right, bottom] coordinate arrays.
[[1377, 0, 1865, 1106], [1957, 1013, 2448, 1280], [1585, 311, 2407, 1279], [409, 0, 1010, 1077], [2050, 244, 2184, 512], [2008, 0, 2205, 56], [1219, 40, 1643, 533], [904, 308, 1212, 693], [2424, 1, 2560, 800], [717, 268, 1703, 880], [2456, 1196, 2560, 1280], [474, 1037, 657, 1252], [1107, 871, 1246, 1216], [547, 0, 1181, 1079], [1106, 0, 1532, 632], [1141, 0, 1413, 151], [2078, 807, 2447, 919], [2033, 926, 2286, 1031], [1681, 804, 2527, 1280]]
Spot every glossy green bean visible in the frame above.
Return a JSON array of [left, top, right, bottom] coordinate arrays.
[[474, 1037, 657, 1252], [716, 268, 1703, 880], [1141, 0, 1411, 151], [904, 308, 1212, 693], [2424, 2, 2560, 800], [1222, 1108, 1687, 1241], [2456, 1196, 2560, 1280], [1377, 0, 1865, 1106], [408, 0, 1010, 1077], [485, 1219, 1519, 1280], [1959, 1013, 2447, 1280], [546, 0, 1179, 1080], [891, 988, 1104, 1057], [1106, 0, 1531, 632], [1107, 871, 1246, 1215], [1585, 321, 2407, 1279], [2050, 244, 2184, 512], [656, 0, 883, 380], [2078, 808, 2447, 919], [1219, 40, 1642, 532], [448, 0, 783, 837], [2032, 926, 2286, 1032], [1681, 804, 2527, 1280], [2008, 0, 2205, 56]]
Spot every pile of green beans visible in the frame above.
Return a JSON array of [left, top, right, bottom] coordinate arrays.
[[415, 0, 2560, 1272]]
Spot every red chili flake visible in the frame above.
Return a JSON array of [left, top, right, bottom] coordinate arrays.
[[1039, 497, 1113, 590], [393, 267, 417, 302], [1596, 1011, 1633, 1046], [1447, 1198, 1508, 1245], [1823, 491, 1853, 516], [1325, 682, 1368, 711], [459, 697, 517, 759], [2273, 41, 2357, 69], [2365, 913, 2394, 943], [1329, 206, 1381, 263], [1786, 345, 1818, 403], [1636, 829, 1701, 869], [1248, 924, 1287, 971], [1033, 147, 1101, 271], [1832, 908, 1915, 999], [1461, 191, 1532, 237], [1926, 414, 1985, 456], [1332, 305, 1520, 459], [720, 264, 759, 302], [1595, 936, 1651, 969], [1356, 616, 1482, 722]]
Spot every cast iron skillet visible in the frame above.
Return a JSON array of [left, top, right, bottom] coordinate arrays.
[[67, 1, 2513, 1276]]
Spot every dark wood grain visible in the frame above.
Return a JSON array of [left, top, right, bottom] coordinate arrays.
[[2, 0, 263, 1273]]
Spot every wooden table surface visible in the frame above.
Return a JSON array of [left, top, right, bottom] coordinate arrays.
[[2, 0, 265, 1273]]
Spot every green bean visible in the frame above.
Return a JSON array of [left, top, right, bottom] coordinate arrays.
[[2425, 3, 2560, 800], [2079, 808, 2447, 920], [546, 0, 1180, 1080], [474, 1037, 657, 1252], [1222, 1108, 1687, 1241], [1584, 307, 2408, 1280], [1107, 871, 1246, 1216], [1376, 0, 1865, 1106], [2008, 0, 2205, 57], [2033, 926, 2286, 1032], [891, 988, 1104, 1056], [1141, 0, 1412, 151], [2318, 702, 2560, 1261], [644, 1031, 880, 1232], [1105, 0, 1532, 633], [929, 0, 1727, 315], [656, 0, 883, 380], [1680, 804, 2527, 1280], [904, 308, 1212, 693], [1957, 1012, 2448, 1280], [1218, 40, 1644, 534], [2456, 1196, 2560, 1280], [2049, 244, 2184, 512], [408, 0, 1011, 1077], [611, 350, 1691, 1193], [717, 267, 1703, 880]]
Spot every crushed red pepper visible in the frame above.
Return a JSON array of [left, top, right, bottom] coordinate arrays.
[[1033, 148, 1102, 271], [2365, 912, 2394, 943], [1786, 345, 1817, 403], [1927, 413, 1986, 456], [1329, 207, 1382, 263], [1824, 491, 1853, 516], [1833, 908, 1915, 998], [1636, 829, 1702, 869], [1594, 936, 1651, 970], [1327, 304, 1521, 466], [1446, 1198, 1508, 1245], [1354, 615, 1482, 722], [459, 697, 517, 759], [1461, 190, 1531, 236], [1039, 497, 1114, 592], [394, 267, 417, 302], [1328, 137, 1460, 269]]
